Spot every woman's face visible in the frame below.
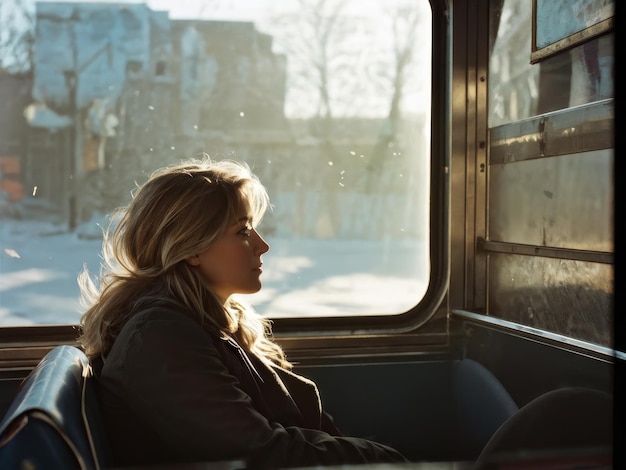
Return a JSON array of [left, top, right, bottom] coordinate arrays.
[[187, 214, 270, 302]]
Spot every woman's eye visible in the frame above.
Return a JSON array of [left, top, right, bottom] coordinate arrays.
[[239, 226, 252, 237]]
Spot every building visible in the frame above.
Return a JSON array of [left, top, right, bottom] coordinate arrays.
[[17, 1, 290, 224]]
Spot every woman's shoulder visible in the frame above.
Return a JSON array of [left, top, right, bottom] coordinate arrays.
[[118, 301, 220, 346], [120, 302, 185, 330], [103, 302, 224, 370], [128, 300, 191, 323]]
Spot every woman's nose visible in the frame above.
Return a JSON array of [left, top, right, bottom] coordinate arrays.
[[253, 230, 270, 255]]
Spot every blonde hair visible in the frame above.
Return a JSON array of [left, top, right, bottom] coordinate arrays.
[[78, 157, 290, 368]]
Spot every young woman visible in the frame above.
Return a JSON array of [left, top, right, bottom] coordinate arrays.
[[79, 157, 408, 469]]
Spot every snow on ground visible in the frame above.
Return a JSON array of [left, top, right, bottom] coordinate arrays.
[[0, 219, 429, 325]]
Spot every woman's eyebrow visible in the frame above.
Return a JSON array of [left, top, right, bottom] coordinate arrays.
[[235, 216, 252, 225]]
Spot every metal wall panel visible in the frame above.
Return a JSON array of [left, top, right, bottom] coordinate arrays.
[[488, 149, 613, 252], [488, 253, 613, 347]]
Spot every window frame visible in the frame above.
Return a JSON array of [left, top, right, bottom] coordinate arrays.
[[0, 0, 451, 360], [271, 0, 450, 341]]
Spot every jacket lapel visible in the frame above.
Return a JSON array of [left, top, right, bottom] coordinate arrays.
[[219, 335, 308, 427]]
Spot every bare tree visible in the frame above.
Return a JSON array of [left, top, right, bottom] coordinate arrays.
[[267, 0, 361, 120], [361, 3, 428, 239], [367, 3, 423, 187], [0, 0, 35, 73], [262, 0, 360, 236], [263, 0, 428, 238]]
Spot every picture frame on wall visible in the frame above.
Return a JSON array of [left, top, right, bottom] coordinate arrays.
[[531, 0, 614, 63]]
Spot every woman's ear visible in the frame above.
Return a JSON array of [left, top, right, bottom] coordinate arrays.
[[185, 254, 202, 266]]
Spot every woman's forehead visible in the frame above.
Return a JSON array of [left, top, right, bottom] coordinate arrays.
[[231, 215, 252, 226], [232, 181, 267, 224]]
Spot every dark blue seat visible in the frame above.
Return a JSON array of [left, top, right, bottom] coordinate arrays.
[[0, 345, 247, 470], [452, 358, 519, 460], [0, 345, 107, 470], [474, 386, 613, 469]]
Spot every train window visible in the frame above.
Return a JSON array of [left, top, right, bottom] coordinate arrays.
[[489, 0, 614, 127], [0, 0, 434, 327], [485, 0, 614, 349]]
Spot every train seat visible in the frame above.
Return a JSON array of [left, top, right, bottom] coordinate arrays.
[[0, 344, 107, 469], [452, 358, 519, 460], [0, 345, 247, 470], [474, 386, 613, 469]]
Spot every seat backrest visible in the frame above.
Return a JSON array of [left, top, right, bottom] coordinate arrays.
[[452, 358, 519, 459], [0, 345, 106, 470], [474, 386, 613, 469]]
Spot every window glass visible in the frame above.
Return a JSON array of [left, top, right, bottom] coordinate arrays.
[[488, 0, 614, 127], [0, 0, 432, 325]]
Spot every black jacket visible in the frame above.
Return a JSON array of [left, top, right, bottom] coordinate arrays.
[[93, 306, 408, 469]]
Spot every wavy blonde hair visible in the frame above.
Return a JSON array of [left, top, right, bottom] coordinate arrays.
[[78, 157, 290, 368]]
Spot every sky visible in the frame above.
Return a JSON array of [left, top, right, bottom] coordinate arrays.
[[35, 0, 407, 20], [0, 218, 429, 325]]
